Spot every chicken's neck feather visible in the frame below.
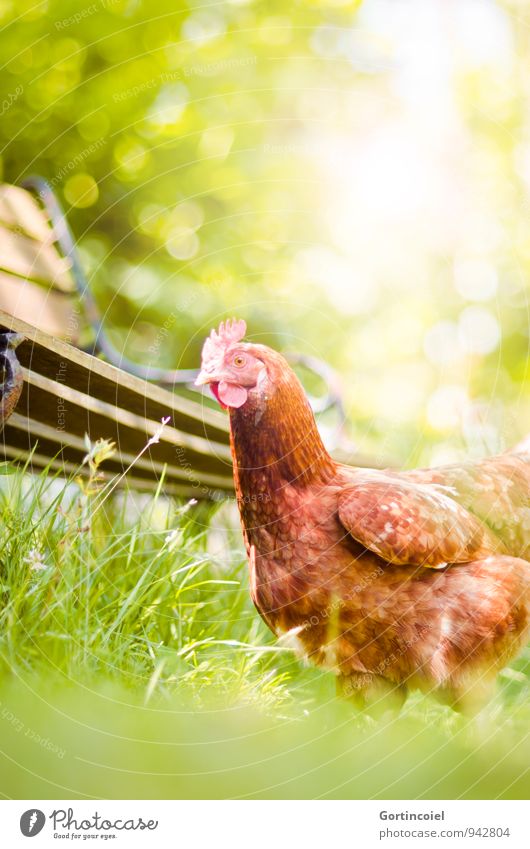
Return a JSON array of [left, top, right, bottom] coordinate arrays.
[[228, 352, 336, 499]]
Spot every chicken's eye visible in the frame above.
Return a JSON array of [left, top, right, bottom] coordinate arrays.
[[233, 355, 246, 368]]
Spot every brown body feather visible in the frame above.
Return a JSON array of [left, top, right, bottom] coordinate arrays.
[[228, 349, 530, 709]]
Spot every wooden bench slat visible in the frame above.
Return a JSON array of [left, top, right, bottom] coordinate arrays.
[[3, 182, 373, 497], [0, 225, 75, 292], [3, 413, 233, 491], [20, 368, 232, 469], [0, 309, 230, 444], [1, 445, 216, 498], [0, 272, 79, 340], [0, 184, 54, 244]]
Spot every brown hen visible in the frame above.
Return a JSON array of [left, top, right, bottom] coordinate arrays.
[[196, 319, 530, 710]]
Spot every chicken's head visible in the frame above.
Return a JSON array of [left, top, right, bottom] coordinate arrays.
[[195, 318, 266, 409]]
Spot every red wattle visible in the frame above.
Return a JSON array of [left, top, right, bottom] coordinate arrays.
[[209, 382, 227, 409], [218, 381, 248, 408]]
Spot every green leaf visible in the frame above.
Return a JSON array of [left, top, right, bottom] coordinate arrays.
[[0, 462, 16, 475]]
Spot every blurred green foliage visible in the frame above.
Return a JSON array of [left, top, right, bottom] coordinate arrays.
[[3, 1, 530, 464], [1, 0, 361, 371], [2, 675, 530, 799]]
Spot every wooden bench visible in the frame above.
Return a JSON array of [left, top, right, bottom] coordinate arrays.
[[0, 180, 376, 498], [0, 182, 234, 498]]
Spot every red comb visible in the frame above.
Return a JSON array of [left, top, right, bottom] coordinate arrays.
[[202, 318, 247, 358]]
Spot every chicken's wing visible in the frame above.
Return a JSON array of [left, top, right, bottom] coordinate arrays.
[[338, 475, 501, 568]]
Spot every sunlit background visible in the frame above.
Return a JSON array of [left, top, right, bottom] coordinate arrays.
[[2, 0, 530, 802], [2, 0, 530, 467]]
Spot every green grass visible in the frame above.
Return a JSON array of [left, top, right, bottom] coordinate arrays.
[[0, 452, 293, 709], [0, 453, 529, 799]]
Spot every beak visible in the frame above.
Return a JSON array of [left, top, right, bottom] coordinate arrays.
[[194, 369, 213, 387]]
